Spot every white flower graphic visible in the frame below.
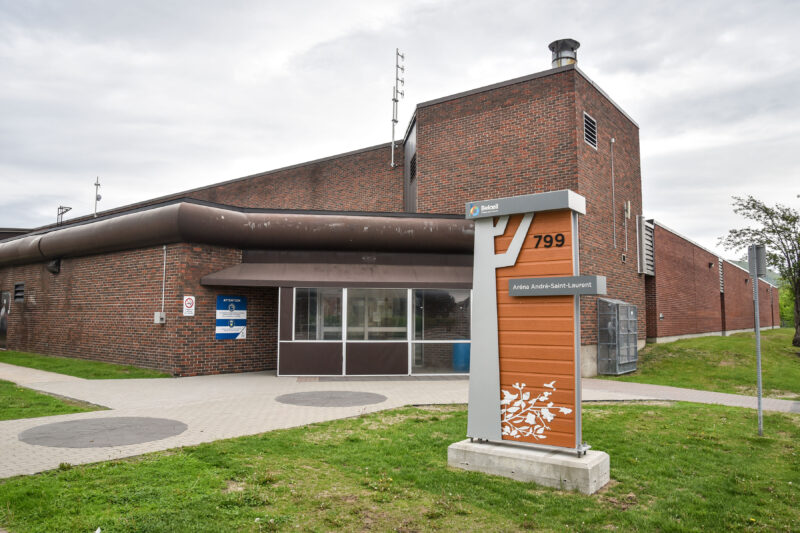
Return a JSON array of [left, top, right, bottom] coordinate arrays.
[[500, 381, 572, 440]]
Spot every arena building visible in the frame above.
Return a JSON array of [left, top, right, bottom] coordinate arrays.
[[0, 41, 779, 376]]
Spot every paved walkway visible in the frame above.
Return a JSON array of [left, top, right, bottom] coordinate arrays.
[[0, 362, 797, 479], [583, 379, 800, 413]]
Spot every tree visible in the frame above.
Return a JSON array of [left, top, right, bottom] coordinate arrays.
[[779, 282, 794, 327], [720, 196, 800, 347]]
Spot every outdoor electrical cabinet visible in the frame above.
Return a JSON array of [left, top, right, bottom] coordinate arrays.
[[597, 298, 638, 375]]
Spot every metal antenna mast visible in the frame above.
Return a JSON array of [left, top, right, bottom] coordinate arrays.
[[94, 177, 102, 218], [391, 48, 405, 168], [57, 205, 72, 226]]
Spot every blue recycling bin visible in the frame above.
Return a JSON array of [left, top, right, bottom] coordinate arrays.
[[452, 343, 471, 372]]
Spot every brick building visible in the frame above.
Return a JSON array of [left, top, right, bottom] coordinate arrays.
[[0, 42, 779, 376], [644, 222, 779, 343]]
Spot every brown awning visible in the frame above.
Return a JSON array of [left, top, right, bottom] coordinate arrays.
[[200, 262, 472, 288]]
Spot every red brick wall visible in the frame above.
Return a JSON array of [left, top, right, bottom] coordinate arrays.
[[719, 262, 780, 331], [574, 73, 646, 344], [758, 279, 778, 329], [0, 244, 277, 376], [414, 69, 579, 214], [722, 262, 754, 331], [645, 225, 723, 338], [413, 68, 645, 346], [180, 144, 403, 213]]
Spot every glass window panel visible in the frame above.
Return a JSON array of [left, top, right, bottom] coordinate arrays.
[[294, 288, 342, 340], [412, 343, 470, 374], [413, 289, 471, 340], [347, 289, 407, 340]]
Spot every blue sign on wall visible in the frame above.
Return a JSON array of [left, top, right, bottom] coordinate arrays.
[[215, 295, 247, 340]]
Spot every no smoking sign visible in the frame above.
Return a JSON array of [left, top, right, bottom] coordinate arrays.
[[183, 295, 196, 317]]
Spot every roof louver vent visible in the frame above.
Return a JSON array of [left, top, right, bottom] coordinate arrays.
[[584, 112, 598, 149]]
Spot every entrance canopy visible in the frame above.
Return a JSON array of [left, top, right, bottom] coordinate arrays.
[[202, 250, 472, 289], [201, 260, 472, 289]]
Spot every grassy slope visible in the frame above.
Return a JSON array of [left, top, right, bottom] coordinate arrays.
[[0, 380, 100, 421], [0, 403, 797, 532], [0, 351, 169, 379], [605, 328, 800, 400]]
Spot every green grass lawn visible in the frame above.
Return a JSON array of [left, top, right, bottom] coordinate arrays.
[[0, 379, 101, 421], [0, 403, 797, 532], [0, 351, 170, 379], [604, 328, 800, 400]]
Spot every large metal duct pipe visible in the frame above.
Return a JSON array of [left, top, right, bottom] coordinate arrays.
[[0, 202, 474, 267]]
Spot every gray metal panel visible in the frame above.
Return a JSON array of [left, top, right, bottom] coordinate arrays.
[[493, 213, 533, 268], [637, 217, 655, 276], [465, 190, 586, 220], [508, 275, 606, 296], [466, 218, 502, 441], [572, 211, 582, 449], [597, 298, 638, 375]]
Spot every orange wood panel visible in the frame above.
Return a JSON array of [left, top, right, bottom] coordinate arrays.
[[496, 210, 577, 448]]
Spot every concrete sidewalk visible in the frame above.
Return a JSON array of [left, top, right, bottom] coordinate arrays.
[[583, 378, 800, 413], [0, 362, 797, 480]]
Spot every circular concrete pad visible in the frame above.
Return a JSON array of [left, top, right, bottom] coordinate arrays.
[[275, 390, 387, 407], [19, 417, 188, 448]]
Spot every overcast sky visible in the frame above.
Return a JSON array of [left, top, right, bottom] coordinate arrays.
[[1, 0, 798, 257]]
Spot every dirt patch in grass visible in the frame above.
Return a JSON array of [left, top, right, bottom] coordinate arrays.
[[412, 404, 465, 412], [223, 480, 246, 493], [302, 427, 356, 444], [734, 386, 800, 400], [359, 408, 458, 431], [596, 479, 620, 494], [600, 491, 639, 511]]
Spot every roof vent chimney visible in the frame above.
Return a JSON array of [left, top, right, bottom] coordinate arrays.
[[549, 39, 580, 68]]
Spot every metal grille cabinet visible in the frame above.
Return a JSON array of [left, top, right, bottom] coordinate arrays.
[[597, 298, 638, 375]]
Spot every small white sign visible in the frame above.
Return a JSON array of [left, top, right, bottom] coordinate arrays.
[[183, 295, 196, 317]]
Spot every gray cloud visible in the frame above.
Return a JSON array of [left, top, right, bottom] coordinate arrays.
[[1, 0, 799, 257]]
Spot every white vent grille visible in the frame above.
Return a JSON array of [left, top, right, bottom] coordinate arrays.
[[719, 258, 725, 293], [584, 112, 598, 149], [637, 217, 655, 275]]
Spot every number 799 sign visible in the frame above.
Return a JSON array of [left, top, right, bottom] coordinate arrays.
[[532, 233, 565, 248]]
